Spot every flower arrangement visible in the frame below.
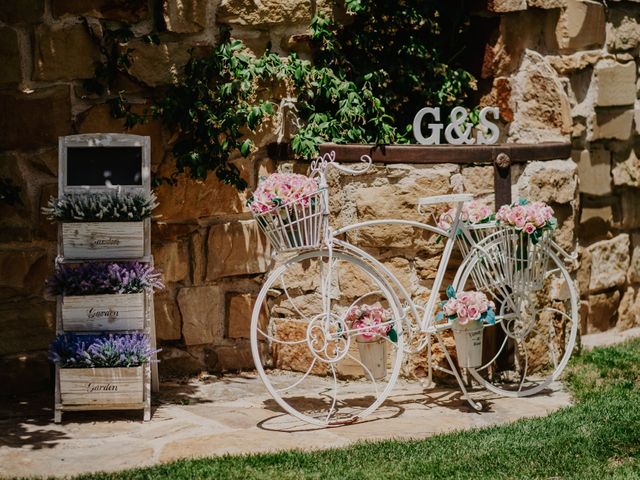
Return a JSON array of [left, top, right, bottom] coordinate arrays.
[[437, 286, 496, 326], [43, 191, 158, 222], [437, 200, 494, 232], [346, 304, 397, 342], [249, 173, 319, 214], [47, 262, 164, 296], [49, 333, 157, 368], [495, 199, 556, 244]]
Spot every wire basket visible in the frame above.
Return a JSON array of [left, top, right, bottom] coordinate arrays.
[[497, 226, 552, 292], [253, 189, 328, 253], [456, 222, 507, 294]]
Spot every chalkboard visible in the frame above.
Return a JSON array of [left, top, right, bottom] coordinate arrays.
[[66, 147, 143, 187]]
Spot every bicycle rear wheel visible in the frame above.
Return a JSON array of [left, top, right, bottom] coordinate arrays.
[[250, 250, 404, 426], [454, 239, 578, 397]]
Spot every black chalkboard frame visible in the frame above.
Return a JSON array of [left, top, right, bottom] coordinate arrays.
[[58, 134, 151, 194]]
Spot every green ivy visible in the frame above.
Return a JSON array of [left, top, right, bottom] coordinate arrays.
[[84, 1, 476, 190]]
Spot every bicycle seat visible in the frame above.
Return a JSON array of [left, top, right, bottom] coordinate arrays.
[[417, 193, 474, 208]]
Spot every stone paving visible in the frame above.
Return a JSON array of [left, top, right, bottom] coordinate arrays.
[[0, 373, 572, 479]]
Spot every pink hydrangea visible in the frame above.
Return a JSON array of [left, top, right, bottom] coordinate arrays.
[[346, 305, 391, 341], [437, 200, 493, 231], [496, 200, 555, 234], [441, 290, 495, 325], [250, 173, 319, 214]]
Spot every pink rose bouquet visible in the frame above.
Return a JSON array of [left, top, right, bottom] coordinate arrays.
[[495, 199, 556, 244], [437, 200, 494, 232], [346, 305, 397, 342], [437, 285, 496, 326], [249, 173, 319, 215]]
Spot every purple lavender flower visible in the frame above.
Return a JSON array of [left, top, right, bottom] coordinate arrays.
[[49, 333, 159, 368], [47, 262, 164, 296]]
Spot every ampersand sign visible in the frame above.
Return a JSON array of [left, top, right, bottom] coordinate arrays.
[[444, 107, 474, 145]]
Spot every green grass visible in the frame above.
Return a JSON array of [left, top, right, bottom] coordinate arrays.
[[76, 341, 640, 480]]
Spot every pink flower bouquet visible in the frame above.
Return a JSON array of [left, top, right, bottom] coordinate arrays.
[[346, 305, 397, 342], [249, 173, 319, 214], [437, 200, 494, 232], [437, 285, 496, 326], [495, 199, 556, 244]]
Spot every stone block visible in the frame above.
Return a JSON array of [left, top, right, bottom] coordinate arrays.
[[556, 0, 605, 51], [0, 247, 50, 299], [0, 86, 72, 150], [0, 28, 21, 85], [618, 287, 640, 330], [154, 157, 249, 222], [215, 344, 254, 371], [612, 148, 640, 187], [152, 241, 189, 283], [158, 346, 205, 377], [217, 0, 312, 26], [206, 221, 271, 281], [177, 286, 224, 346], [593, 60, 636, 107], [154, 288, 182, 341], [620, 191, 640, 229], [606, 7, 640, 52], [0, 351, 50, 396], [588, 107, 634, 141], [163, 0, 207, 33], [579, 203, 614, 242], [227, 293, 260, 339], [0, 299, 55, 355], [573, 148, 611, 196], [628, 234, 640, 283], [587, 234, 630, 292], [508, 51, 573, 142], [51, 0, 148, 22], [461, 166, 494, 196], [34, 23, 100, 81], [517, 159, 578, 204], [487, 0, 528, 12], [126, 40, 190, 87], [547, 50, 601, 75], [576, 247, 591, 297], [78, 104, 165, 168], [0, 0, 44, 24], [528, 0, 565, 7], [588, 289, 620, 332]]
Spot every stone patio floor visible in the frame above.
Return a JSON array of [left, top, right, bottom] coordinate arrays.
[[1, 373, 573, 479]]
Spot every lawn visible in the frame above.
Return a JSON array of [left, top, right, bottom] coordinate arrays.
[[74, 340, 640, 480]]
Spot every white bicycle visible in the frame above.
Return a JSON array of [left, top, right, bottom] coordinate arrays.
[[250, 152, 579, 426]]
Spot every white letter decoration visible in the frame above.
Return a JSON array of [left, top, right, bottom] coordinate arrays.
[[412, 106, 500, 145]]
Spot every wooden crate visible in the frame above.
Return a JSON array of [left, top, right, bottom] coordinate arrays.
[[61, 222, 144, 259], [59, 367, 144, 405], [62, 293, 145, 331]]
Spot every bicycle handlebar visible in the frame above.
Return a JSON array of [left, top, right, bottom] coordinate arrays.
[[311, 150, 372, 178]]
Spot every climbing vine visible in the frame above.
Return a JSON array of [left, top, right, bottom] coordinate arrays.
[[84, 1, 476, 190]]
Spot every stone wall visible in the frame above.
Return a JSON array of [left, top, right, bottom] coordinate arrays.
[[0, 0, 636, 393], [482, 0, 640, 335]]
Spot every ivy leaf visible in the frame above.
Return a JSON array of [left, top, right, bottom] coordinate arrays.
[[240, 139, 252, 157], [446, 285, 456, 299], [387, 327, 397, 344]]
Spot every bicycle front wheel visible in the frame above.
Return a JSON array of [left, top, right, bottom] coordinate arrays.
[[455, 241, 579, 397], [250, 250, 404, 426]]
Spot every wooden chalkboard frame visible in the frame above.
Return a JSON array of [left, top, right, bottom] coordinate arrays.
[[59, 134, 151, 193]]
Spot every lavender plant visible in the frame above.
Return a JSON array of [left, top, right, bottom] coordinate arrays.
[[49, 333, 157, 368], [47, 262, 164, 296], [42, 191, 158, 222]]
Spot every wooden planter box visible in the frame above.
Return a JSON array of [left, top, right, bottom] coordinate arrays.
[[59, 366, 144, 406], [62, 293, 145, 331], [61, 222, 144, 259]]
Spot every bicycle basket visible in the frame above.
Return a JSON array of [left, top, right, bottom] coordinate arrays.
[[498, 226, 552, 292], [252, 189, 328, 253]]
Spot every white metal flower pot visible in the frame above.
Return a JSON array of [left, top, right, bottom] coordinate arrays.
[[452, 321, 484, 369], [357, 338, 387, 381]]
